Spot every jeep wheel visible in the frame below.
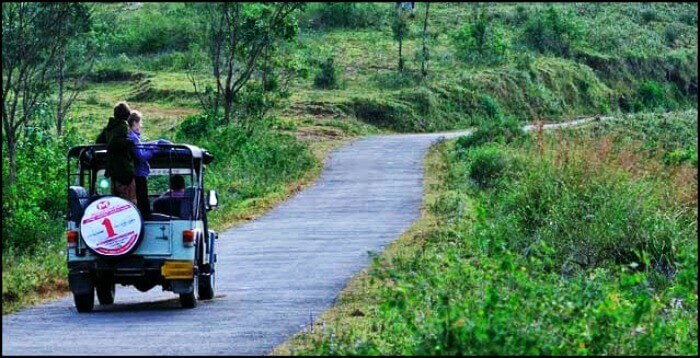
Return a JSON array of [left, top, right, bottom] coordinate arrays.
[[179, 276, 197, 309], [96, 281, 115, 305], [74, 292, 95, 313], [198, 270, 215, 300]]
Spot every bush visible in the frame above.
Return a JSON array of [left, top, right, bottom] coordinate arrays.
[[2, 127, 81, 255], [522, 7, 583, 57], [108, 4, 204, 55], [348, 96, 417, 132], [636, 81, 665, 110], [640, 9, 659, 23], [313, 57, 339, 89], [451, 12, 509, 65], [176, 112, 216, 139], [467, 146, 507, 188], [303, 2, 384, 30], [455, 116, 525, 150]]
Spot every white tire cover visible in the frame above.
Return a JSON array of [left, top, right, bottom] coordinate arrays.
[[80, 196, 142, 256]]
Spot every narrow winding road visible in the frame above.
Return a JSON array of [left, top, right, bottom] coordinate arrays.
[[2, 119, 597, 355]]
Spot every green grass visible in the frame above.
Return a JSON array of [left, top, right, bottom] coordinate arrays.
[[276, 110, 698, 355]]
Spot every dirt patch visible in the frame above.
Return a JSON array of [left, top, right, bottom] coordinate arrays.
[[293, 126, 345, 142]]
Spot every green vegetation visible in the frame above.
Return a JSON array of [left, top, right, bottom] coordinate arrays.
[[277, 110, 697, 355], [2, 3, 697, 338]]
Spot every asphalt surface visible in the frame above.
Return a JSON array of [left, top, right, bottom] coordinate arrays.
[[2, 119, 597, 355]]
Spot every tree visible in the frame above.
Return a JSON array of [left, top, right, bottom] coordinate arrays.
[[53, 4, 96, 136], [420, 3, 431, 79], [2, 3, 92, 184], [392, 8, 410, 73], [189, 2, 304, 125]]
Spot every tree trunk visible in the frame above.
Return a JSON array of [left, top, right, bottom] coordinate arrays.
[[399, 37, 404, 73], [6, 133, 17, 185], [56, 49, 65, 137], [421, 3, 430, 79]]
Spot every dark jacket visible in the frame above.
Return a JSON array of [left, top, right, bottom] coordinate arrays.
[[127, 129, 172, 177], [96, 117, 134, 178]]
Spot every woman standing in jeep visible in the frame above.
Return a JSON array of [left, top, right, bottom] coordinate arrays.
[[126, 110, 172, 218], [96, 101, 137, 204]]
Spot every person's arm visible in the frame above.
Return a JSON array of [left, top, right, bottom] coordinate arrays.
[[127, 131, 151, 162], [142, 139, 174, 158]]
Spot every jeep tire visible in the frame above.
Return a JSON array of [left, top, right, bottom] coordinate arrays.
[[198, 271, 214, 300], [179, 276, 197, 309], [74, 291, 95, 313], [96, 281, 115, 305]]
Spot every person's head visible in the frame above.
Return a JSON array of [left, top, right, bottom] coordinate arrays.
[[114, 101, 131, 122], [127, 110, 143, 132], [170, 174, 186, 192]]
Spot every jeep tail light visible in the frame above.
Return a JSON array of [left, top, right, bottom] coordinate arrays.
[[183, 230, 195, 247], [67, 230, 79, 248]]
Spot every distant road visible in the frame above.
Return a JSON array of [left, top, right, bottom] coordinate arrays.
[[2, 117, 601, 355]]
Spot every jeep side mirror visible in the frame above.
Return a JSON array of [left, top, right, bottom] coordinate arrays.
[[206, 190, 219, 210]]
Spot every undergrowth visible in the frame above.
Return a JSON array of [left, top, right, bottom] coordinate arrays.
[[279, 110, 698, 355]]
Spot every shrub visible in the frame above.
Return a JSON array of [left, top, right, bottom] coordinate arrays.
[[348, 96, 417, 132], [455, 116, 525, 150], [522, 7, 583, 57], [370, 71, 421, 90], [2, 127, 81, 255], [303, 2, 384, 30], [313, 57, 339, 89], [176, 112, 216, 139], [451, 11, 509, 65], [640, 9, 659, 23], [467, 146, 507, 187], [663, 24, 683, 46], [636, 81, 665, 110]]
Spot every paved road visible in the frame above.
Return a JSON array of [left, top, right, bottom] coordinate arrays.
[[2, 119, 597, 355]]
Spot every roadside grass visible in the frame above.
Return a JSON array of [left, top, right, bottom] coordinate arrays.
[[2, 244, 67, 315], [275, 110, 697, 355]]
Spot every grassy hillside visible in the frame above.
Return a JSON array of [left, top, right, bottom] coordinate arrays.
[[68, 3, 697, 136]]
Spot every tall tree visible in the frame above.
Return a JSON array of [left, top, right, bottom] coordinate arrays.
[[2, 2, 91, 184], [420, 3, 431, 79], [189, 2, 303, 125], [392, 6, 410, 73], [54, 4, 96, 136]]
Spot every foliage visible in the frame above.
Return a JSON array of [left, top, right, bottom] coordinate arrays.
[[2, 126, 81, 255], [174, 113, 316, 228], [314, 57, 339, 89], [465, 145, 507, 188], [190, 2, 304, 123], [302, 2, 385, 30], [455, 116, 525, 150], [2, 2, 94, 183], [636, 81, 666, 110], [282, 111, 698, 355], [108, 3, 204, 55], [522, 7, 584, 57], [451, 11, 509, 65]]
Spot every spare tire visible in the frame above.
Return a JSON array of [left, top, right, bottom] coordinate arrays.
[[79, 196, 143, 257]]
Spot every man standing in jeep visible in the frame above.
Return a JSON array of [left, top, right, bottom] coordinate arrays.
[[96, 101, 137, 204]]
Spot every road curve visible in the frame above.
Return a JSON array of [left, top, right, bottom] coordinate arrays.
[[2, 118, 599, 355]]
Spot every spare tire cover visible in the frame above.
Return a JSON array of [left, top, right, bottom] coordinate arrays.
[[80, 196, 143, 256]]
